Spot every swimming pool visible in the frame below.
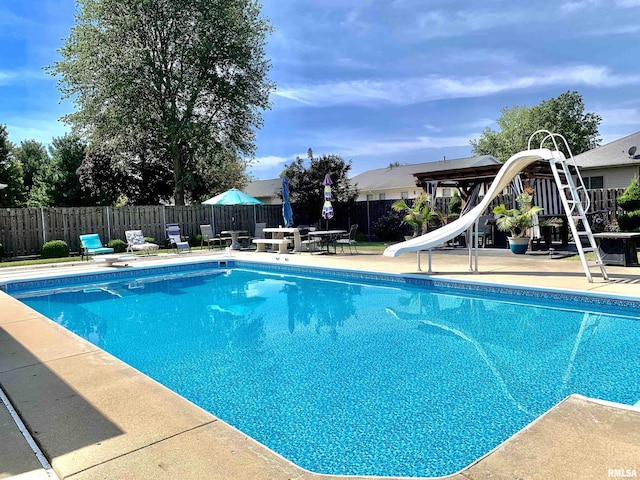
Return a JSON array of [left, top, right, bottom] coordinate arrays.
[[6, 260, 640, 477]]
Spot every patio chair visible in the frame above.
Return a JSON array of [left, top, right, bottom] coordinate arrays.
[[337, 224, 359, 254], [166, 224, 192, 253], [253, 222, 267, 240], [79, 234, 114, 261], [125, 230, 159, 255], [472, 215, 493, 248], [293, 228, 321, 252], [200, 224, 223, 250]]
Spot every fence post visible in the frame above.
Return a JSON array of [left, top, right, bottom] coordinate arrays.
[[40, 207, 47, 245], [106, 206, 111, 241]]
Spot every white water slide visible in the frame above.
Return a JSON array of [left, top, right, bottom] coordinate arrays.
[[383, 148, 560, 258]]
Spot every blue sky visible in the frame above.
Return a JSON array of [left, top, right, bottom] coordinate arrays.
[[1, 1, 639, 181]]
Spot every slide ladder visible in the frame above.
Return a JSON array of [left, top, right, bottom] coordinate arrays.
[[530, 131, 608, 282]]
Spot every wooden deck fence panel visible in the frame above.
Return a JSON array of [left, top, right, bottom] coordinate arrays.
[[109, 206, 166, 245], [587, 188, 624, 222], [0, 189, 629, 259], [0, 208, 41, 257]]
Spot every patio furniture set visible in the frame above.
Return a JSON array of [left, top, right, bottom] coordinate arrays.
[[79, 223, 360, 266]]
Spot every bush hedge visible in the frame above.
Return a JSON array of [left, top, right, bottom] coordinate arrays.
[[373, 211, 408, 241], [107, 239, 127, 253], [617, 211, 640, 232], [41, 240, 70, 259], [617, 178, 640, 212]]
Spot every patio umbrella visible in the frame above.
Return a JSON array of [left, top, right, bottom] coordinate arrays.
[[202, 188, 263, 205], [282, 176, 294, 227], [203, 188, 263, 234], [321, 174, 334, 228]]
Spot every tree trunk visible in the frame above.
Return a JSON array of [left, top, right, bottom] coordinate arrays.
[[173, 153, 185, 206]]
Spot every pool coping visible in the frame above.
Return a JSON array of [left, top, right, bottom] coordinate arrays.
[[1, 255, 639, 479]]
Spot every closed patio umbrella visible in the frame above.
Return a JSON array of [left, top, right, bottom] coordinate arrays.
[[322, 174, 334, 229], [282, 176, 294, 227]]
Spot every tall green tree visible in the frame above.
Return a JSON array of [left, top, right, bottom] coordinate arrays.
[[48, 0, 274, 205], [48, 135, 91, 206], [13, 140, 50, 193], [282, 150, 359, 226], [0, 125, 26, 207], [471, 91, 601, 161]]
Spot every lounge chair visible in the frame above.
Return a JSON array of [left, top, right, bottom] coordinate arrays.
[[79, 234, 114, 261], [336, 224, 359, 254], [200, 224, 223, 249], [166, 224, 192, 253], [125, 230, 159, 254]]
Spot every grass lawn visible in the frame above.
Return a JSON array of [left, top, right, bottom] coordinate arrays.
[[0, 242, 394, 268]]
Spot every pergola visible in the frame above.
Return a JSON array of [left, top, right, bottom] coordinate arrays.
[[412, 162, 555, 203], [412, 160, 568, 248]]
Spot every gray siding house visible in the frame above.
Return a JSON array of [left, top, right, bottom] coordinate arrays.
[[573, 131, 640, 188], [244, 178, 282, 205], [351, 155, 500, 202]]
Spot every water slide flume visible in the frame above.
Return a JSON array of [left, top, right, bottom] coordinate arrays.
[[383, 148, 561, 257]]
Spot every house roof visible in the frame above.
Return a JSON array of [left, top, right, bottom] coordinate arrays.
[[351, 155, 500, 192], [573, 131, 640, 169], [244, 178, 282, 199]]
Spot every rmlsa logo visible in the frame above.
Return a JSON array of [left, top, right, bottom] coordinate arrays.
[[608, 469, 638, 478]]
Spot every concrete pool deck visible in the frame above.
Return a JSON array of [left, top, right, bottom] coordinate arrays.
[[1, 247, 639, 479]]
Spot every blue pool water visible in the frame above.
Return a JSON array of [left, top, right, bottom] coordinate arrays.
[[8, 262, 640, 478]]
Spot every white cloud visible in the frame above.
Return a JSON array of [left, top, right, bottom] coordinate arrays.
[[251, 155, 291, 171], [7, 119, 70, 145], [274, 65, 640, 107], [599, 107, 640, 126], [329, 133, 477, 158], [0, 69, 49, 86]]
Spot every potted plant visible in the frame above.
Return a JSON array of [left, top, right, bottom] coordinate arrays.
[[493, 192, 561, 254], [392, 194, 443, 240]]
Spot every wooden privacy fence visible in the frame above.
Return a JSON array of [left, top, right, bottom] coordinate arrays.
[[0, 188, 627, 258], [0, 204, 283, 258]]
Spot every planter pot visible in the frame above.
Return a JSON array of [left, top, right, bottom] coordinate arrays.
[[508, 236, 529, 254]]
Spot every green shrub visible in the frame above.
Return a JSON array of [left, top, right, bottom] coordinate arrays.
[[107, 239, 127, 253], [144, 236, 155, 244], [617, 178, 640, 212], [0, 242, 4, 261], [617, 211, 640, 232], [449, 191, 462, 215], [373, 211, 409, 241], [190, 234, 202, 247], [41, 240, 70, 259]]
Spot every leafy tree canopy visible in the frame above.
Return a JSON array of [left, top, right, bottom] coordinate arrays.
[[13, 140, 50, 193], [282, 150, 359, 226], [0, 125, 26, 207], [48, 0, 274, 205], [471, 91, 602, 161]]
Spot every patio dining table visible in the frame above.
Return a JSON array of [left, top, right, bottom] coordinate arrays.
[[308, 230, 347, 254], [220, 230, 248, 250]]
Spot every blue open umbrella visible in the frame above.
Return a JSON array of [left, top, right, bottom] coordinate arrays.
[[203, 188, 263, 205], [282, 176, 294, 227]]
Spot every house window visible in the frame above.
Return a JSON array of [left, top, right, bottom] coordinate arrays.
[[379, 193, 386, 200], [401, 192, 409, 199], [589, 176, 604, 189], [366, 194, 374, 201], [585, 176, 604, 189]]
